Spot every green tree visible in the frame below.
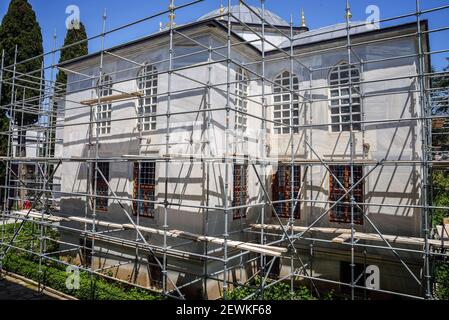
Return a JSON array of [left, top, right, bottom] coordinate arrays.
[[55, 22, 88, 92], [0, 0, 44, 202], [0, 0, 44, 132], [43, 22, 88, 162], [431, 58, 449, 300], [431, 59, 449, 149]]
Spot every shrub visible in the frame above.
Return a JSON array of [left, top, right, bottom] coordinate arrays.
[[2, 253, 162, 300], [226, 277, 317, 300], [435, 262, 449, 300]]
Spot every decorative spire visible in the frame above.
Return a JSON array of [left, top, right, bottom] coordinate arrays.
[[159, 21, 163, 31], [301, 8, 306, 28]]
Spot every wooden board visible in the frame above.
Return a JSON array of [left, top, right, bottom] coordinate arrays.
[[251, 224, 449, 248], [10, 210, 286, 257], [80, 91, 143, 106]]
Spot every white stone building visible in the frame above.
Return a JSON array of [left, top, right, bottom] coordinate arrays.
[[57, 5, 430, 299]]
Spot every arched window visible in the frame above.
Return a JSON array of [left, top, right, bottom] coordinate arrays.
[[329, 62, 361, 132], [137, 64, 158, 132], [273, 71, 299, 135], [97, 74, 113, 135], [235, 67, 249, 132]]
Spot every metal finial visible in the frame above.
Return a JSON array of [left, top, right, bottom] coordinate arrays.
[[159, 21, 163, 31], [167, 1, 176, 28], [219, 2, 225, 20], [301, 8, 307, 28], [345, 0, 352, 20]]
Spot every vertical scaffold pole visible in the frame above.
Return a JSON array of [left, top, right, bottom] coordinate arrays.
[[259, 0, 267, 300], [163, 0, 176, 297], [415, 0, 432, 300], [289, 13, 295, 299], [0, 49, 7, 273], [345, 0, 356, 301], [90, 9, 108, 300], [222, 0, 232, 300], [37, 59, 46, 292]]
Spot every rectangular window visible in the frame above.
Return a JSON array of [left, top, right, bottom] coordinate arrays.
[[232, 164, 248, 219], [273, 71, 300, 135], [235, 68, 248, 133], [97, 103, 112, 135], [97, 75, 113, 135], [133, 161, 156, 218], [272, 164, 301, 219], [329, 165, 364, 224], [329, 64, 362, 132], [93, 162, 109, 212], [138, 65, 158, 132]]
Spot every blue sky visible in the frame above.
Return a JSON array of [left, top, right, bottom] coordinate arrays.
[[1, 0, 448, 75]]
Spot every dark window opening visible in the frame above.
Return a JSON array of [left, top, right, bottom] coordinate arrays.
[[340, 261, 366, 296], [93, 162, 109, 212], [80, 238, 93, 267], [329, 165, 364, 224], [272, 164, 301, 219], [147, 254, 163, 288], [8, 164, 19, 210], [267, 257, 280, 280], [232, 164, 248, 219], [133, 162, 156, 218]]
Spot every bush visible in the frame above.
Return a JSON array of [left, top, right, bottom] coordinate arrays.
[[226, 277, 317, 300], [2, 253, 162, 300], [435, 262, 449, 300], [2, 223, 162, 300]]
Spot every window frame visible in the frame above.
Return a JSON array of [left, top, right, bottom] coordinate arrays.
[[272, 71, 300, 135], [137, 63, 158, 132], [328, 165, 364, 225], [133, 161, 157, 218], [96, 74, 113, 136], [232, 162, 248, 220], [234, 67, 249, 133], [328, 62, 362, 133], [272, 163, 301, 219], [93, 162, 110, 212]]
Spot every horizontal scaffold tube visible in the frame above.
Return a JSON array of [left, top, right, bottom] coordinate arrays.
[[251, 224, 449, 249], [9, 211, 287, 257]]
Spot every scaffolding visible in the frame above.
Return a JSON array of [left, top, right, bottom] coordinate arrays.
[[0, 0, 449, 300]]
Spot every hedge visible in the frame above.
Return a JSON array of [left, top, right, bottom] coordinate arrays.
[[2, 253, 162, 300], [225, 277, 328, 300]]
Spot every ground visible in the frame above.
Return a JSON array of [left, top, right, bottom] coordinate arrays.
[[0, 275, 56, 300]]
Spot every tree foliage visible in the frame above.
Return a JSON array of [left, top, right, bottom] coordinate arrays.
[[0, 0, 44, 126], [55, 22, 88, 92], [0, 0, 44, 194], [3, 223, 162, 300], [226, 277, 318, 300], [431, 59, 449, 150], [432, 170, 449, 226]]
